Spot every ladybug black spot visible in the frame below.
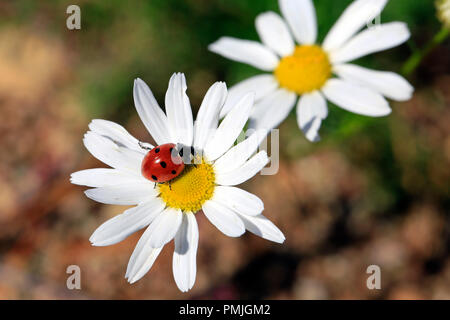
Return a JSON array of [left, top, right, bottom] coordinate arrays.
[[151, 175, 158, 181], [154, 148, 160, 153], [160, 161, 167, 168], [171, 170, 176, 174]]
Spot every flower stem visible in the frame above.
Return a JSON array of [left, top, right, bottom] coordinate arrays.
[[402, 27, 449, 76]]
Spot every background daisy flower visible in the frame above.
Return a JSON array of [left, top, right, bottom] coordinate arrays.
[[436, 0, 450, 29], [70, 73, 285, 292], [209, 0, 414, 142]]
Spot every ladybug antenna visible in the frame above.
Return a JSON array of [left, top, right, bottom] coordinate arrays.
[[138, 141, 152, 150]]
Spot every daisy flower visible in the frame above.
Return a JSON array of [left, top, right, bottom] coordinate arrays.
[[70, 73, 285, 292], [436, 0, 450, 29], [209, 0, 414, 141]]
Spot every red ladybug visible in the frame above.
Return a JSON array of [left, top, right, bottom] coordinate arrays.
[[141, 143, 185, 183]]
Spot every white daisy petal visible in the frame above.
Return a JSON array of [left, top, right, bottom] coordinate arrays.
[[202, 200, 245, 237], [303, 117, 323, 143], [249, 89, 297, 131], [84, 181, 157, 206], [279, 0, 318, 44], [213, 129, 267, 175], [146, 207, 183, 248], [165, 73, 194, 146], [212, 186, 264, 217], [255, 11, 295, 57], [126, 224, 163, 283], [83, 131, 144, 174], [322, 78, 391, 117], [208, 37, 279, 71], [172, 213, 198, 292], [193, 82, 227, 150], [323, 0, 388, 51], [333, 64, 414, 101], [204, 92, 255, 161], [70, 168, 147, 188], [88, 119, 149, 153], [330, 22, 411, 64], [89, 197, 166, 247], [127, 247, 163, 284], [220, 75, 278, 118], [235, 213, 285, 243], [215, 151, 269, 186], [297, 91, 328, 142], [133, 78, 171, 145]]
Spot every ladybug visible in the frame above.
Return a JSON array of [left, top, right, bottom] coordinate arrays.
[[139, 142, 197, 189], [140, 143, 185, 185]]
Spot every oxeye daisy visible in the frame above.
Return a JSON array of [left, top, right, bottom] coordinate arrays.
[[436, 0, 450, 29], [209, 0, 414, 142], [70, 73, 285, 292]]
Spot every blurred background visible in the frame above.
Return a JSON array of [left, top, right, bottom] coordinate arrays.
[[0, 0, 449, 299]]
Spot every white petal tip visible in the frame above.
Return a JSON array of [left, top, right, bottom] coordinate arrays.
[[127, 277, 138, 284], [306, 135, 321, 143], [395, 88, 414, 102], [89, 237, 107, 247], [175, 285, 191, 293], [377, 107, 392, 117], [216, 81, 227, 89], [208, 37, 230, 53], [170, 72, 186, 80], [208, 40, 220, 52], [226, 225, 247, 238], [304, 130, 321, 143], [400, 22, 411, 37], [125, 272, 142, 284], [269, 234, 286, 244], [89, 238, 101, 247], [84, 189, 95, 200]]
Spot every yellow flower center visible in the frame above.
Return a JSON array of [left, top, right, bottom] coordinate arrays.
[[158, 159, 215, 213], [274, 45, 332, 94]]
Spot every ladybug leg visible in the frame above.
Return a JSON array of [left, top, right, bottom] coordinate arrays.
[[138, 141, 152, 150], [169, 181, 172, 191], [153, 182, 157, 189]]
